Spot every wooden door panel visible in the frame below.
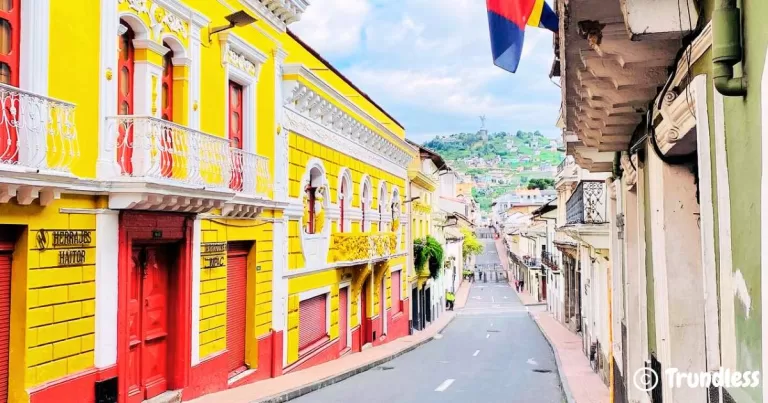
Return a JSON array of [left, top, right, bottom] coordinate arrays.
[[127, 248, 144, 399], [142, 247, 169, 400]]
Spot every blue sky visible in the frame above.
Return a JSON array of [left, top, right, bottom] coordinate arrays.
[[291, 0, 561, 144]]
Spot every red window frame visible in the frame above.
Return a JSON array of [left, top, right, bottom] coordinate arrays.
[[0, 0, 20, 87], [160, 45, 174, 177], [229, 81, 244, 191], [306, 185, 316, 234], [117, 23, 135, 174], [339, 182, 346, 232], [299, 294, 328, 352]]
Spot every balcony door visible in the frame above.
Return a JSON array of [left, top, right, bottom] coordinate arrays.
[[229, 81, 244, 192], [0, 0, 20, 164], [117, 22, 135, 174], [159, 44, 174, 178]]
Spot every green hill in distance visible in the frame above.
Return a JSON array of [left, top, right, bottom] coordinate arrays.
[[422, 130, 564, 212]]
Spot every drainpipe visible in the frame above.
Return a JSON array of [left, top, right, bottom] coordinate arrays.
[[713, 0, 747, 96]]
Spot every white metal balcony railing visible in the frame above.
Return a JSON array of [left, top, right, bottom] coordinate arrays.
[[106, 116, 270, 197], [0, 83, 78, 173]]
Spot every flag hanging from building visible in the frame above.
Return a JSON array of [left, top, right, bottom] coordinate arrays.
[[486, 0, 559, 73]]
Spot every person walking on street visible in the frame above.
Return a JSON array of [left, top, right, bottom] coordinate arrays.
[[446, 291, 455, 311], [519, 279, 525, 292]]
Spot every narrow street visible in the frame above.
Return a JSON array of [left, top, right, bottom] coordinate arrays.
[[293, 234, 563, 403]]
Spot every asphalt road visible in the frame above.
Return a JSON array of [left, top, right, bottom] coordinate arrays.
[[292, 233, 564, 403]]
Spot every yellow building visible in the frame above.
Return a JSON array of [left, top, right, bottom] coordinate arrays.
[[406, 141, 449, 330], [0, 1, 413, 402]]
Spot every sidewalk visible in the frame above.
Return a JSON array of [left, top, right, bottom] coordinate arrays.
[[190, 281, 471, 403], [493, 236, 545, 306], [531, 310, 610, 403]]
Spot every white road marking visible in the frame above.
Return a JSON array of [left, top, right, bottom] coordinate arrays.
[[435, 379, 455, 392], [473, 350, 480, 357], [491, 296, 495, 303], [527, 358, 538, 366], [486, 333, 490, 339]]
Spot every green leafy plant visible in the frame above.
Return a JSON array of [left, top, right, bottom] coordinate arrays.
[[413, 236, 445, 279]]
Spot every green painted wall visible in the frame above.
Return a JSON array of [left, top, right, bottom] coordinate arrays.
[[720, 0, 767, 401]]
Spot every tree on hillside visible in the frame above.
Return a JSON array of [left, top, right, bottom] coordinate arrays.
[[527, 178, 555, 189]]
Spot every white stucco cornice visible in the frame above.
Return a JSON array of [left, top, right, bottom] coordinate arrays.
[[282, 64, 412, 162], [242, 0, 310, 32]]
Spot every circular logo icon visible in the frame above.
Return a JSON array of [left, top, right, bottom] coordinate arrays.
[[633, 367, 659, 392]]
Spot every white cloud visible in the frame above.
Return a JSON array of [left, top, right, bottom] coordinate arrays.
[[293, 0, 560, 140], [290, 0, 371, 57]]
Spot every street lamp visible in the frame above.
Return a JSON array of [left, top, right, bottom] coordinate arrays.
[[208, 11, 257, 41]]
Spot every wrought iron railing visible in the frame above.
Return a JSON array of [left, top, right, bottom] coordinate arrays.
[[557, 157, 573, 176], [0, 83, 79, 173], [542, 251, 559, 270], [230, 148, 271, 197], [106, 116, 271, 196], [566, 180, 607, 224], [522, 256, 541, 268]]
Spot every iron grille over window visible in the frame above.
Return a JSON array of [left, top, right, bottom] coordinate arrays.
[[566, 180, 607, 224]]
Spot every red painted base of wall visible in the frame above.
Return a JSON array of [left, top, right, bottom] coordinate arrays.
[[388, 299, 410, 340], [184, 331, 283, 401], [351, 326, 361, 352], [29, 366, 117, 403], [284, 339, 340, 374]]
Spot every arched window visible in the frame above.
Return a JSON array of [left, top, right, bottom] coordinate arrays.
[[361, 178, 372, 232], [229, 81, 244, 191], [161, 42, 173, 121], [391, 189, 400, 232], [340, 180, 346, 232], [117, 21, 135, 174], [378, 183, 387, 231], [304, 167, 323, 234]]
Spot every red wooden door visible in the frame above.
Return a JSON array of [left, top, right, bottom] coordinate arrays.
[[0, 0, 20, 164], [229, 81, 244, 191], [226, 243, 249, 376], [338, 287, 348, 353], [360, 279, 369, 344], [391, 271, 400, 315], [0, 243, 13, 403], [128, 246, 170, 402], [117, 25, 135, 174], [160, 48, 174, 178], [380, 277, 386, 336]]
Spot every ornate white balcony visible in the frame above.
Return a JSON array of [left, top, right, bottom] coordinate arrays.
[[0, 83, 78, 174], [105, 116, 272, 212], [106, 115, 231, 190]]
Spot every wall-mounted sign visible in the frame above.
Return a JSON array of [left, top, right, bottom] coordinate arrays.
[[35, 229, 95, 267], [201, 242, 227, 270]]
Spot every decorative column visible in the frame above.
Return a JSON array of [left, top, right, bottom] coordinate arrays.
[[271, 46, 290, 371], [97, 0, 119, 179], [187, 12, 208, 131]]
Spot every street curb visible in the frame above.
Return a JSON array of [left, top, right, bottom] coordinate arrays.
[[529, 312, 576, 403], [254, 315, 458, 403]]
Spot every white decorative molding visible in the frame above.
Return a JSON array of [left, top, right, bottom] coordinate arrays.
[[95, 212, 119, 368], [282, 64, 412, 169], [670, 21, 713, 89], [241, 0, 309, 32], [283, 108, 408, 178], [655, 83, 698, 155], [118, 0, 189, 40], [20, 0, 50, 95], [299, 158, 331, 268], [219, 32, 268, 80], [620, 153, 638, 190], [190, 218, 202, 365]]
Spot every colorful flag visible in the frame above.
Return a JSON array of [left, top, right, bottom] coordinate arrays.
[[486, 0, 559, 73]]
